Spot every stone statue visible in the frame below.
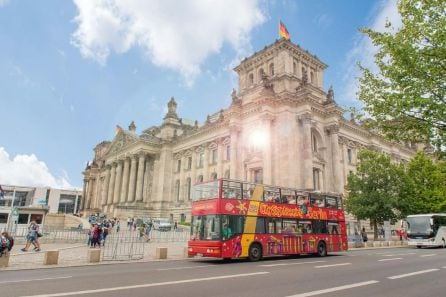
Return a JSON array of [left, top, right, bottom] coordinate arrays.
[[301, 70, 308, 85], [327, 85, 334, 102], [231, 88, 239, 103]]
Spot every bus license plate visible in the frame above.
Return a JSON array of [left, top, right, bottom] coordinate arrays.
[[196, 253, 203, 257]]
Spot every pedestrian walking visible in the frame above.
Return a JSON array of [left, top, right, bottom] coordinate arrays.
[[361, 227, 368, 243], [174, 221, 178, 231], [116, 221, 121, 233], [21, 220, 41, 252]]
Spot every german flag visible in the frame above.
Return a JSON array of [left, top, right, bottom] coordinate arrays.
[[279, 21, 290, 40]]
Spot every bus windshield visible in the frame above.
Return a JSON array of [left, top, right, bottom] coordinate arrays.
[[193, 181, 219, 201], [407, 216, 432, 234], [191, 215, 221, 240]]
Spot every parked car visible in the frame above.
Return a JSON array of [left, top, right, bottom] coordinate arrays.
[[152, 218, 172, 231]]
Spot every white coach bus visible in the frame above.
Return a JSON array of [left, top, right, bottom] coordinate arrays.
[[406, 214, 446, 248]]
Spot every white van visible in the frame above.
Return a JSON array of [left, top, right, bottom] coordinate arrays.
[[152, 218, 172, 231]]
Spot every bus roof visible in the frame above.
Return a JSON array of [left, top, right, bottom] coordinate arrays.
[[406, 213, 446, 218]]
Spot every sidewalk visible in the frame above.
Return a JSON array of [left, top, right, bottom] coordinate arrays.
[[3, 241, 188, 271]]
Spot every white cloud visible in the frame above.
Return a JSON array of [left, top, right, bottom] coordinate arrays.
[[71, 0, 265, 85], [0, 147, 76, 189], [339, 0, 401, 105]]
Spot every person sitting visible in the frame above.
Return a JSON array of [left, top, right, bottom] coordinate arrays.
[[222, 223, 233, 240]]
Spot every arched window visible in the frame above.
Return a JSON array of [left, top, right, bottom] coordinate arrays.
[[310, 72, 314, 83], [175, 179, 180, 201], [248, 73, 254, 85], [269, 63, 274, 76], [311, 132, 318, 152], [302, 67, 306, 79], [293, 61, 297, 74], [258, 68, 264, 79], [313, 168, 321, 190]]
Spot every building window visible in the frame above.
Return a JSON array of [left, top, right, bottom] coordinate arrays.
[[0, 213, 8, 224], [180, 213, 186, 222], [259, 68, 264, 79], [313, 168, 321, 190], [224, 169, 230, 179], [248, 73, 254, 85], [226, 145, 230, 161], [254, 169, 263, 183], [58, 194, 77, 214], [186, 177, 192, 200], [187, 156, 192, 169], [311, 133, 318, 152], [302, 67, 306, 79], [211, 149, 218, 164], [30, 214, 43, 224], [310, 71, 314, 83], [269, 63, 274, 76], [211, 172, 217, 180], [18, 213, 29, 224], [176, 159, 181, 172], [293, 61, 297, 74], [197, 175, 204, 183], [347, 148, 352, 164], [197, 152, 204, 168], [175, 179, 180, 201]]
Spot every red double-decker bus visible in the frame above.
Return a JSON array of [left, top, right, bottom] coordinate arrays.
[[188, 179, 348, 261]]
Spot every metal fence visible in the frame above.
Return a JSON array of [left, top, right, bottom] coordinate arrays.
[[149, 229, 189, 242], [102, 232, 145, 261]]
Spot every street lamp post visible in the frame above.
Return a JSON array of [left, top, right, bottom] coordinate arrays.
[[6, 187, 17, 233]]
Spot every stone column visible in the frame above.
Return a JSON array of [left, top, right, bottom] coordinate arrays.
[[191, 150, 197, 184], [107, 163, 116, 205], [328, 125, 341, 192], [120, 158, 130, 203], [127, 155, 138, 202], [143, 157, 152, 203], [101, 166, 111, 206], [135, 153, 146, 202], [300, 113, 313, 189], [94, 176, 102, 209], [263, 119, 273, 185], [203, 145, 209, 181], [113, 160, 123, 204], [229, 128, 238, 179], [217, 140, 224, 179], [87, 179, 95, 209], [82, 179, 89, 210]]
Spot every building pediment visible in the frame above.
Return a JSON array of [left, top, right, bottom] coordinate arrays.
[[105, 131, 139, 156]]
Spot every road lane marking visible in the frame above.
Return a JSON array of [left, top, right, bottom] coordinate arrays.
[[285, 280, 379, 297], [157, 265, 214, 271], [260, 260, 326, 267], [420, 254, 436, 257], [0, 276, 72, 284], [378, 258, 403, 262], [382, 253, 415, 257], [18, 272, 270, 297], [314, 263, 351, 268], [387, 269, 439, 279]]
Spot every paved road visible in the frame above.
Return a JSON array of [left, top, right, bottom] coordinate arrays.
[[2, 247, 446, 297]]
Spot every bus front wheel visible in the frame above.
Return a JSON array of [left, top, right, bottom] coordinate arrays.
[[248, 243, 263, 262], [317, 241, 327, 257]]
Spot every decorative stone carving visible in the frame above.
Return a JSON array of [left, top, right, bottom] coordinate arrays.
[[326, 85, 334, 102], [164, 97, 179, 120]]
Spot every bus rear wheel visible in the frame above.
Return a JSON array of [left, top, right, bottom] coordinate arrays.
[[248, 243, 262, 262], [317, 241, 327, 257]]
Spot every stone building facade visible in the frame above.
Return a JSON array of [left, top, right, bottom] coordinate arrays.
[[82, 38, 416, 229]]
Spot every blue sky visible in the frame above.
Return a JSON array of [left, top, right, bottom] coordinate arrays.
[[0, 0, 399, 189]]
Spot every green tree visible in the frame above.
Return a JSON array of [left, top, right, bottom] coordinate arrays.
[[358, 0, 446, 157], [401, 152, 446, 215], [346, 149, 406, 239]]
